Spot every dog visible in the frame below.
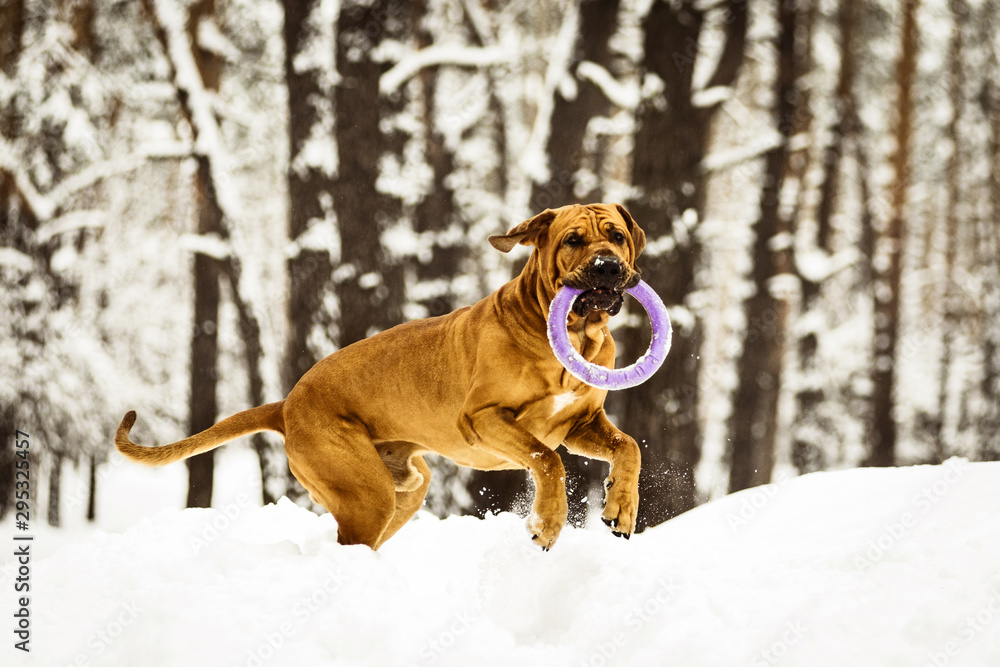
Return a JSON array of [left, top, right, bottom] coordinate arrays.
[[116, 203, 647, 551]]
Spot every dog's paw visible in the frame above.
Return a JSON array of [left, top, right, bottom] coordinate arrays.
[[526, 510, 565, 551], [602, 476, 639, 538]]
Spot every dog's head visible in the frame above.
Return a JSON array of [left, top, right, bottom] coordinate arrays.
[[490, 203, 646, 317]]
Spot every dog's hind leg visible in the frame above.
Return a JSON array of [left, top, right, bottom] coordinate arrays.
[[284, 417, 396, 549], [376, 454, 431, 548], [287, 458, 324, 508], [376, 441, 427, 492]]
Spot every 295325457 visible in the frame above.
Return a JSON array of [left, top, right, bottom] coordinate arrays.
[[14, 430, 30, 527]]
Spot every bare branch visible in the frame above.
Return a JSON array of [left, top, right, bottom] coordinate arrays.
[[576, 61, 639, 110], [380, 44, 509, 95]]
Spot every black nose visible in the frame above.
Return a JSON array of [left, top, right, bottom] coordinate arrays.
[[592, 256, 622, 277], [590, 256, 623, 287]]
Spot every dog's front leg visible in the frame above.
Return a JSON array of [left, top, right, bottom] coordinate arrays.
[[564, 410, 641, 538], [459, 407, 568, 550]]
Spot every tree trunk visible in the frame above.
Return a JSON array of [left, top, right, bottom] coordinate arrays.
[[460, 1, 527, 521], [726, 0, 800, 493], [0, 407, 15, 519], [334, 0, 404, 348], [412, 5, 460, 318], [813, 0, 856, 257], [619, 0, 747, 527], [47, 454, 62, 526], [930, 0, 966, 460], [183, 0, 224, 508], [278, 0, 342, 505], [412, 76, 460, 316], [283, 0, 337, 392], [0, 0, 24, 78], [528, 0, 620, 212], [868, 0, 919, 467], [227, 267, 283, 505], [86, 455, 97, 521], [793, 0, 855, 474], [186, 157, 222, 508], [0, 0, 25, 520], [65, 0, 96, 57], [406, 1, 474, 518], [979, 10, 1000, 460]]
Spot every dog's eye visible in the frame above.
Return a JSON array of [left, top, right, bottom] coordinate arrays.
[[611, 231, 626, 245], [564, 235, 584, 247]]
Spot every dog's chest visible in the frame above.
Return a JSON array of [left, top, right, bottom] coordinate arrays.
[[524, 388, 591, 443], [549, 391, 579, 417]]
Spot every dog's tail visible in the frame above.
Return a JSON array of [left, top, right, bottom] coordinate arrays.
[[115, 401, 285, 466]]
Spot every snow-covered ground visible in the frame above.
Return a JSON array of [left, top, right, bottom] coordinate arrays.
[[4, 455, 1000, 667]]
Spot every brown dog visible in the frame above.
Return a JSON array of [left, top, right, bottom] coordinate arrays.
[[116, 203, 647, 551]]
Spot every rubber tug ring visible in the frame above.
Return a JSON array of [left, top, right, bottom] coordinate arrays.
[[547, 279, 672, 390]]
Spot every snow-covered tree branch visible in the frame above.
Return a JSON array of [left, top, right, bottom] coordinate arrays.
[[380, 44, 509, 95]]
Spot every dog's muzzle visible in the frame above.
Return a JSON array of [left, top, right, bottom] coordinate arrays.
[[565, 256, 639, 317]]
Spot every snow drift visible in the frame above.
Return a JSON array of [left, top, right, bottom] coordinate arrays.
[[6, 458, 1000, 667]]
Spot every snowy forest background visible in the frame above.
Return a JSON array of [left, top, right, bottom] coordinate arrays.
[[2, 0, 999, 534]]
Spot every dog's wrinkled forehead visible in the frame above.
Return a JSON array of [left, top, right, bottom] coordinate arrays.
[[550, 205, 597, 234], [553, 204, 646, 261], [551, 204, 621, 238], [488, 203, 644, 257]]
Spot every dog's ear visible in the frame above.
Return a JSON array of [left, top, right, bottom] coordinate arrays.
[[615, 204, 646, 258], [489, 209, 557, 253]]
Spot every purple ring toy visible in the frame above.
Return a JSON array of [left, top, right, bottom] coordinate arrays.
[[547, 279, 672, 390]]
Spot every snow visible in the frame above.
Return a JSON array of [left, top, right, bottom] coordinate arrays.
[[702, 131, 785, 173], [0, 137, 56, 222], [289, 0, 338, 80], [34, 210, 105, 245], [5, 458, 999, 666], [691, 85, 733, 109], [179, 232, 232, 260], [286, 202, 340, 261], [290, 111, 338, 179], [0, 248, 34, 273], [576, 61, 639, 110], [767, 272, 801, 301], [196, 16, 241, 63], [379, 45, 510, 95]]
